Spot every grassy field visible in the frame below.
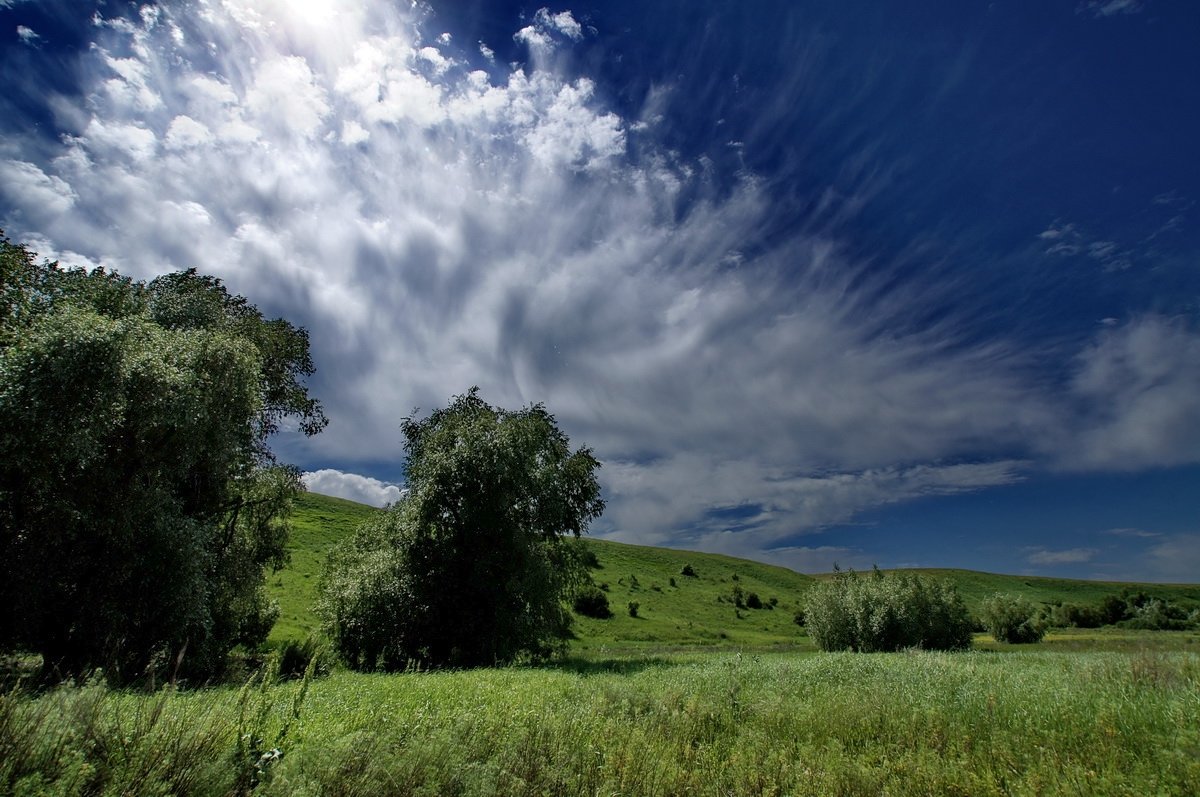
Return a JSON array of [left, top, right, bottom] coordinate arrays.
[[8, 491, 1200, 795], [4, 647, 1199, 795], [268, 493, 1200, 651]]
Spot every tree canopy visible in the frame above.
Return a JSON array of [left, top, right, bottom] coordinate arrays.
[[319, 388, 605, 670], [0, 234, 326, 682]]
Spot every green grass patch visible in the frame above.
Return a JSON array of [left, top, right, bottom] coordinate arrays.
[[5, 648, 1198, 795], [267, 492, 380, 644]]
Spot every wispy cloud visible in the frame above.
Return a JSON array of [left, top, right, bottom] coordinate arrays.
[[1105, 527, 1160, 538], [1, 2, 1198, 568], [1025, 547, 1098, 565], [16, 25, 40, 46], [1079, 0, 1146, 18]]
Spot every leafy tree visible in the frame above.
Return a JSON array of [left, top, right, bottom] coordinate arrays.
[[805, 568, 974, 652], [0, 235, 326, 682], [979, 593, 1046, 644], [319, 389, 604, 669]]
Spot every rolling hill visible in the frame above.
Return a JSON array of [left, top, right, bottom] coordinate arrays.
[[267, 492, 1200, 649]]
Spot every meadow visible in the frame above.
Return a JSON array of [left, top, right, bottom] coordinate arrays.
[[5, 493, 1199, 796], [4, 647, 1198, 796]]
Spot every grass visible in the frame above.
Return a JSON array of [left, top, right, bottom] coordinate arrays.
[[4, 648, 1198, 795], [269, 493, 1200, 652], [266, 492, 380, 644]]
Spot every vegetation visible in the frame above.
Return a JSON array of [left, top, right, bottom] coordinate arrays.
[[318, 389, 604, 669], [980, 593, 1047, 644], [805, 568, 974, 652], [3, 648, 1198, 796], [0, 236, 325, 683]]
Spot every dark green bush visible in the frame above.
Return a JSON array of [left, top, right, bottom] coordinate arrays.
[[745, 592, 763, 610], [1048, 602, 1104, 629], [276, 637, 333, 679], [680, 564, 697, 578], [627, 602, 639, 618], [980, 593, 1046, 643], [805, 568, 973, 652], [572, 587, 613, 619]]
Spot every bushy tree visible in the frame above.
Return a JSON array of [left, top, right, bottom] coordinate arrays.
[[804, 568, 974, 652], [979, 593, 1046, 644], [319, 389, 604, 669], [0, 235, 325, 682]]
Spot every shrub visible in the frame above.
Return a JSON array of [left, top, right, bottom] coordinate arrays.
[[572, 587, 613, 619], [980, 593, 1046, 643], [627, 601, 639, 618], [745, 592, 763, 610], [680, 564, 697, 577], [276, 637, 333, 680], [1123, 599, 1192, 631], [805, 568, 973, 652], [1048, 602, 1103, 629]]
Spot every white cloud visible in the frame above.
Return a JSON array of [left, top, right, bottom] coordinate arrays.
[[16, 25, 40, 45], [1025, 547, 1097, 565], [1139, 534, 1200, 583], [1105, 527, 1160, 538], [1080, 0, 1145, 18], [1063, 316, 1200, 470], [0, 160, 77, 219], [535, 9, 584, 40], [2, 1, 1197, 571], [302, 469, 404, 507], [164, 115, 213, 150]]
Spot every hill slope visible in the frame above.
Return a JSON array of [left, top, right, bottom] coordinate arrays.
[[267, 492, 1199, 649]]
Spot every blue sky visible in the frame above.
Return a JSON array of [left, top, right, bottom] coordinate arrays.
[[2, 0, 1198, 581]]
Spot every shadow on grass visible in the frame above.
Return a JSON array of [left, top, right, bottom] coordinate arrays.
[[537, 655, 681, 676]]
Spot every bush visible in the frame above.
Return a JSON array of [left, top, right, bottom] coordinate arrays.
[[745, 592, 763, 609], [572, 587, 613, 619], [627, 602, 639, 618], [277, 637, 334, 679], [980, 593, 1046, 643], [680, 564, 697, 578], [1048, 602, 1104, 629], [1122, 599, 1193, 630], [805, 568, 973, 652]]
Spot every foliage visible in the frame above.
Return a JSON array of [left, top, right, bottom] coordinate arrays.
[[573, 587, 614, 619], [980, 593, 1047, 644], [627, 601, 640, 618], [805, 568, 974, 652], [0, 235, 326, 683], [319, 389, 604, 669], [680, 564, 697, 577], [1047, 601, 1105, 629]]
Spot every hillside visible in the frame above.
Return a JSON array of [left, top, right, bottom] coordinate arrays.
[[266, 491, 381, 643], [267, 492, 1199, 649]]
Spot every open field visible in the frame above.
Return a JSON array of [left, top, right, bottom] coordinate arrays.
[[267, 493, 1200, 651], [4, 646, 1199, 796]]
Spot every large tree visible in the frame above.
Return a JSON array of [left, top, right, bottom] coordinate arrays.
[[0, 235, 326, 682], [319, 389, 604, 670]]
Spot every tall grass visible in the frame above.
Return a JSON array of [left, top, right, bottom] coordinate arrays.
[[3, 650, 1198, 795]]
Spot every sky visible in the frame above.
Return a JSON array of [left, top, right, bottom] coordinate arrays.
[[2, 0, 1198, 582]]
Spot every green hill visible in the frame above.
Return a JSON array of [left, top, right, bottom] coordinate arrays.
[[267, 492, 1199, 650], [266, 491, 380, 643]]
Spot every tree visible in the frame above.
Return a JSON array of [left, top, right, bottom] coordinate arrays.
[[0, 235, 326, 682], [319, 389, 604, 669], [804, 568, 974, 652], [979, 593, 1046, 644]]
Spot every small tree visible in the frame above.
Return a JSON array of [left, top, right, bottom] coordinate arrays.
[[805, 568, 973, 652], [980, 593, 1046, 644], [573, 586, 613, 619], [319, 389, 604, 669]]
